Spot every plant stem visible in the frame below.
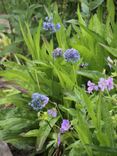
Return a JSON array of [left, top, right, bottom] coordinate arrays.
[[73, 65, 78, 86]]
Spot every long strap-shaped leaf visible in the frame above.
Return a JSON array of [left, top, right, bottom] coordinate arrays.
[[19, 19, 42, 60]]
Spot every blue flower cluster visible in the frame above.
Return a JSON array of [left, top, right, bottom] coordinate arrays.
[[64, 48, 80, 63], [29, 93, 49, 111], [52, 48, 80, 63], [52, 48, 63, 58], [43, 17, 61, 33]]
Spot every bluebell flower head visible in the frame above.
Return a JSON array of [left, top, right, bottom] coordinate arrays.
[[64, 48, 80, 63], [52, 48, 63, 59], [43, 22, 49, 30], [55, 23, 61, 30], [48, 22, 55, 32], [29, 93, 49, 111], [43, 16, 61, 33]]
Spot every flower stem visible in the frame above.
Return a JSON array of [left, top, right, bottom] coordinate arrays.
[[73, 65, 78, 86]]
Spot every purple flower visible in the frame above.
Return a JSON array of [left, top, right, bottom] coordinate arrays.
[[87, 77, 114, 93], [52, 48, 63, 58], [47, 108, 57, 117], [60, 119, 70, 133], [56, 23, 61, 30], [29, 93, 49, 111], [98, 77, 114, 91], [98, 78, 108, 91], [64, 48, 80, 63], [94, 85, 99, 91], [57, 133, 61, 146], [106, 77, 114, 91], [87, 81, 98, 93]]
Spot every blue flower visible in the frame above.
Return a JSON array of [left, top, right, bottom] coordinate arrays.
[[43, 16, 61, 33], [48, 23, 55, 32], [43, 22, 49, 30], [64, 48, 80, 63], [52, 48, 63, 59], [29, 93, 49, 111], [55, 23, 61, 30]]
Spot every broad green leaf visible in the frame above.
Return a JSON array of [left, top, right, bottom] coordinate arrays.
[[59, 106, 78, 117], [100, 44, 117, 57], [89, 0, 104, 11], [6, 137, 35, 150], [87, 144, 117, 154], [107, 0, 115, 24], [77, 70, 105, 81], [23, 129, 40, 137]]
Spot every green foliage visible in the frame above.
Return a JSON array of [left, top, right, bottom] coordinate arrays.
[[19, 20, 42, 60], [0, 1, 117, 156]]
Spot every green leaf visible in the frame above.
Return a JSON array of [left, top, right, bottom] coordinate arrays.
[[77, 70, 105, 81], [36, 117, 59, 151], [6, 137, 35, 150], [77, 6, 86, 26], [73, 111, 93, 156], [33, 19, 42, 60], [74, 88, 97, 127], [23, 129, 40, 137], [89, 0, 104, 11], [59, 106, 78, 117], [100, 44, 117, 57], [0, 43, 20, 57], [107, 0, 115, 24], [87, 145, 117, 154]]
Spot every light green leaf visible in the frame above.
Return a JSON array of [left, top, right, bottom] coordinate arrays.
[[100, 44, 117, 57], [36, 117, 59, 151]]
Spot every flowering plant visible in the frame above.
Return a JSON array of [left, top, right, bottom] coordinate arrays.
[[0, 4, 117, 156]]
